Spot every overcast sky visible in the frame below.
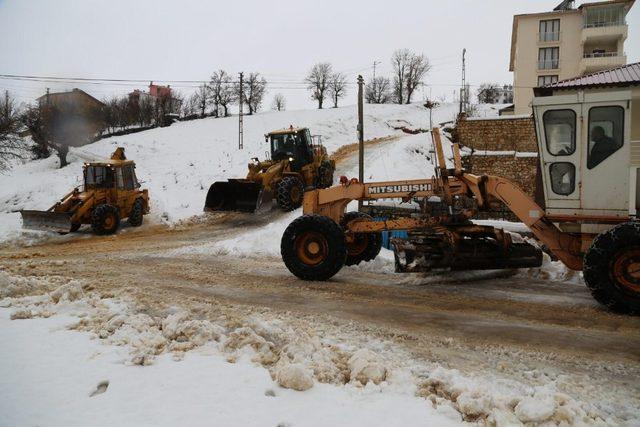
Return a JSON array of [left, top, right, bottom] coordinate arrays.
[[0, 0, 638, 110]]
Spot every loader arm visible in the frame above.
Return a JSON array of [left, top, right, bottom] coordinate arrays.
[[252, 160, 287, 193]]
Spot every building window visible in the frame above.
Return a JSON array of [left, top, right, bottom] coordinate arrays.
[[537, 75, 559, 86], [584, 6, 625, 28], [539, 19, 560, 41], [549, 163, 575, 195], [543, 109, 575, 156], [587, 106, 624, 169], [538, 47, 559, 69]]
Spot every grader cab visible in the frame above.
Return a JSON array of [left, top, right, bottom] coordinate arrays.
[[21, 147, 150, 235], [205, 127, 335, 213], [280, 79, 640, 312]]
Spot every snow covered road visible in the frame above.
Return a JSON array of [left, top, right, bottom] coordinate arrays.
[[1, 216, 639, 426]]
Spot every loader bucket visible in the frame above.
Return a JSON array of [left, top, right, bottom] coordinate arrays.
[[204, 180, 268, 213], [20, 210, 74, 233]]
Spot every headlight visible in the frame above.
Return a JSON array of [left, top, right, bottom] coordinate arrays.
[[288, 157, 294, 162]]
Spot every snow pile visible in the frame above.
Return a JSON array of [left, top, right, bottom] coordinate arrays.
[[1, 269, 637, 426], [518, 253, 584, 285], [348, 349, 388, 385], [0, 311, 462, 427], [275, 363, 315, 391], [419, 366, 620, 425]]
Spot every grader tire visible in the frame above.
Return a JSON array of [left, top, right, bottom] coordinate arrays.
[[341, 211, 382, 266], [128, 198, 144, 227], [91, 204, 120, 235], [276, 176, 305, 212], [316, 162, 334, 189], [583, 222, 640, 314], [281, 215, 346, 281]]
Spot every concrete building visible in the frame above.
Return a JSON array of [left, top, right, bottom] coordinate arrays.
[[509, 0, 634, 115]]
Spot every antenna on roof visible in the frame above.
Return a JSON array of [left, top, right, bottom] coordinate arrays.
[[553, 0, 574, 11]]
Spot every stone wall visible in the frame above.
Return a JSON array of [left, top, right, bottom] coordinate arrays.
[[456, 115, 537, 152], [456, 115, 540, 219], [462, 155, 538, 197]]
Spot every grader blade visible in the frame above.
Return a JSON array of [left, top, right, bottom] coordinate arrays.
[[20, 210, 74, 233], [204, 180, 270, 213], [392, 236, 543, 273]]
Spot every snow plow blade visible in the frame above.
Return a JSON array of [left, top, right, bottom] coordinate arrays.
[[204, 180, 269, 213], [20, 210, 74, 233]]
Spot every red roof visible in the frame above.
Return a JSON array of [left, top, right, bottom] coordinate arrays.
[[540, 62, 640, 91]]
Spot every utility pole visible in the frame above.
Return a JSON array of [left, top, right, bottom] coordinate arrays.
[[372, 60, 381, 80], [238, 72, 244, 149], [357, 75, 364, 211], [459, 48, 467, 115]]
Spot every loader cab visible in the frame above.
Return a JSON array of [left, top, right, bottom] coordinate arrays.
[[532, 86, 638, 224], [84, 165, 114, 189], [83, 162, 140, 191], [267, 127, 314, 170]]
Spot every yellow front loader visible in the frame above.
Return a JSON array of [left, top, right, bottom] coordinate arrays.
[[205, 127, 335, 213], [21, 147, 150, 235]]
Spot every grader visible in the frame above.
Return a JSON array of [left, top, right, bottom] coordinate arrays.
[[205, 126, 334, 213], [281, 87, 640, 313], [21, 148, 149, 235]]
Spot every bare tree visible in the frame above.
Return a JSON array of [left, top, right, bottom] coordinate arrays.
[[271, 93, 286, 111], [22, 103, 72, 167], [138, 95, 155, 126], [476, 83, 501, 104], [21, 104, 50, 159], [391, 49, 411, 104], [365, 76, 392, 104], [103, 96, 131, 132], [242, 72, 267, 115], [193, 84, 209, 117], [209, 70, 236, 117], [0, 91, 26, 171], [328, 72, 348, 108], [305, 62, 332, 109], [23, 97, 104, 168], [405, 54, 430, 104], [392, 49, 430, 104], [181, 92, 200, 118]]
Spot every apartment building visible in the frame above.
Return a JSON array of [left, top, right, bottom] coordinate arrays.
[[509, 0, 634, 115]]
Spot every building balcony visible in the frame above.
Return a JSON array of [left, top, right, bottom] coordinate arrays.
[[579, 52, 626, 74], [581, 24, 627, 43]]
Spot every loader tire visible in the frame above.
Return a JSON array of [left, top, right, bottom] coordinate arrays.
[[128, 199, 144, 227], [281, 215, 346, 281], [341, 211, 382, 266], [583, 222, 640, 314], [91, 204, 120, 235], [276, 176, 305, 212], [316, 162, 334, 189]]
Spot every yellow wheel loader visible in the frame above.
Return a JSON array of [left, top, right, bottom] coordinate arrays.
[[21, 147, 150, 235], [205, 127, 335, 213]]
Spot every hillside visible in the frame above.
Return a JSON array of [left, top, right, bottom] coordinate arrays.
[[0, 102, 495, 241]]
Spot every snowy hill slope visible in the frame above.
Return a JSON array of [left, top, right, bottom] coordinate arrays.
[[0, 102, 498, 241]]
